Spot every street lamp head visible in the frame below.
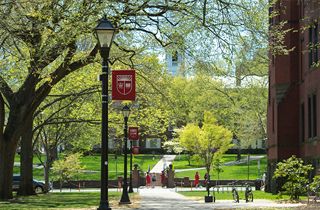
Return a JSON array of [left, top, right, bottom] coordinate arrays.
[[94, 16, 118, 48], [122, 105, 131, 120]]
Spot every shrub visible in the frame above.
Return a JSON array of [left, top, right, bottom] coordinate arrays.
[[273, 155, 313, 199]]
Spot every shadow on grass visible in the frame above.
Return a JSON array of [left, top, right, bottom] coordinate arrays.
[[1, 192, 123, 209]]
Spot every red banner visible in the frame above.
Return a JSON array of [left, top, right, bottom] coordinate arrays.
[[133, 146, 139, 155], [112, 70, 135, 101], [129, 127, 139, 140]]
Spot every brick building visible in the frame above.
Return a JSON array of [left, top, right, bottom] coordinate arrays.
[[267, 1, 320, 192]]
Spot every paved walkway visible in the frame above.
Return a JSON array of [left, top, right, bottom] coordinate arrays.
[[138, 187, 305, 209], [50, 187, 306, 209], [150, 155, 176, 173]]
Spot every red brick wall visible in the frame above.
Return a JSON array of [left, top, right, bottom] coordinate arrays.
[[267, 0, 320, 193]]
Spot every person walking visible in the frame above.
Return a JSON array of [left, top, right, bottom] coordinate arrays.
[[146, 172, 151, 188], [151, 172, 156, 188], [194, 172, 200, 188], [204, 172, 208, 185], [160, 171, 166, 188], [263, 172, 267, 186]]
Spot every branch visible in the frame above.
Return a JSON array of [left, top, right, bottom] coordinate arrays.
[[0, 75, 14, 105], [34, 85, 99, 117], [0, 93, 4, 137]]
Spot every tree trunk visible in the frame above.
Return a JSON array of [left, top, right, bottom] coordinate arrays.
[[237, 139, 241, 160], [0, 137, 18, 200], [17, 121, 36, 196], [60, 179, 63, 192], [187, 153, 191, 166], [44, 157, 50, 192]]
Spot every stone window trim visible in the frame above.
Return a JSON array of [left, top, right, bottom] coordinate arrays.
[[307, 86, 317, 96]]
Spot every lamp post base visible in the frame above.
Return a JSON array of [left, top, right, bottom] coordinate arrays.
[[205, 195, 213, 203], [119, 185, 131, 204], [97, 200, 111, 210], [119, 201, 131, 205], [128, 182, 134, 193]]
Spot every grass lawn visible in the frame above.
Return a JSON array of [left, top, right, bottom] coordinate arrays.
[[173, 154, 251, 169], [0, 192, 139, 210], [178, 190, 308, 201], [14, 153, 160, 181], [14, 153, 267, 182], [174, 154, 267, 180]]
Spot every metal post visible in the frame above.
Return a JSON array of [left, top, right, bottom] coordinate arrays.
[[129, 140, 133, 193], [120, 117, 131, 204], [94, 16, 118, 210], [98, 53, 111, 210]]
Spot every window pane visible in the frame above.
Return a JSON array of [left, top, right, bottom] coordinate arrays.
[[308, 96, 312, 138], [309, 27, 313, 68], [168, 119, 177, 131], [313, 94, 317, 137], [146, 138, 160, 148], [314, 25, 318, 64], [301, 103, 305, 142]]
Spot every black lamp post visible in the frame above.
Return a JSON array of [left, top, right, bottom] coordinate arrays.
[[120, 105, 131, 204], [94, 16, 118, 210], [128, 139, 134, 193]]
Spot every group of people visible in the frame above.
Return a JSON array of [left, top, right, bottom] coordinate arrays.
[[145, 171, 166, 188], [193, 171, 208, 188]]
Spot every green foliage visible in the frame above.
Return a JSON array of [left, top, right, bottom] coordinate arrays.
[[52, 153, 86, 192], [168, 72, 268, 152], [273, 155, 313, 199], [175, 111, 233, 174], [275, 191, 283, 200], [309, 175, 320, 199], [212, 159, 224, 180]]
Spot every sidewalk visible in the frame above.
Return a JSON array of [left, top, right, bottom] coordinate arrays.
[[150, 155, 176, 173], [138, 187, 306, 209]]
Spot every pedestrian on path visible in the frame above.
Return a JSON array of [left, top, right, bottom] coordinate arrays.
[[146, 172, 151, 188], [151, 172, 156, 188], [262, 171, 267, 189], [160, 171, 166, 188], [194, 171, 199, 188], [204, 172, 208, 185], [263, 171, 267, 186]]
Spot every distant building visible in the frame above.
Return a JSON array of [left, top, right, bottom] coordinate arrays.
[[267, 1, 320, 193], [166, 51, 184, 76]]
